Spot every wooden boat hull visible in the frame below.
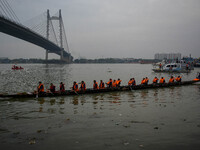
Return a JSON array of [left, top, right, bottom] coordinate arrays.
[[0, 80, 199, 99]]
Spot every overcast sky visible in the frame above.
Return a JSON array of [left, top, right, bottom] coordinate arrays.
[[0, 0, 200, 59]]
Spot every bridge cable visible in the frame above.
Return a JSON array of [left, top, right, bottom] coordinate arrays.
[[3, 0, 20, 23], [0, 1, 11, 19], [61, 19, 70, 53], [0, 0, 16, 22]]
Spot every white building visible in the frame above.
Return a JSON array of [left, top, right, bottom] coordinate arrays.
[[154, 53, 181, 60]]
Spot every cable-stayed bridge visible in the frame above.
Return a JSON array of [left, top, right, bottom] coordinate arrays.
[[0, 0, 73, 63]]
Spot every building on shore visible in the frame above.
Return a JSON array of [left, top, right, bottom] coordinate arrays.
[[154, 53, 181, 60]]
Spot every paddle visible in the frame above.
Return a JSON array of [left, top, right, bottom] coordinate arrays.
[[70, 87, 79, 95]]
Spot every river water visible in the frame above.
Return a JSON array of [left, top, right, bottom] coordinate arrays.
[[0, 63, 200, 150]]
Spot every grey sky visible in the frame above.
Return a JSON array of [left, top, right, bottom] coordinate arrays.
[[0, 0, 200, 59]]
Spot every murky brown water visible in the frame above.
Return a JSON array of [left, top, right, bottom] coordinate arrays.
[[0, 64, 200, 150]]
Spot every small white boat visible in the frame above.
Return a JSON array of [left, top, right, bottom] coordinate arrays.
[[152, 62, 191, 73]]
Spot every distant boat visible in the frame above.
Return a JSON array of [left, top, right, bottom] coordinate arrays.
[[12, 65, 23, 70], [152, 62, 191, 73], [194, 62, 200, 67]]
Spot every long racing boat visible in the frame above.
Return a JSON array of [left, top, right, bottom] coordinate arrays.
[[0, 79, 199, 99]]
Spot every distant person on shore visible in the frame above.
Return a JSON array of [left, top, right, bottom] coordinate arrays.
[[60, 82, 65, 92]]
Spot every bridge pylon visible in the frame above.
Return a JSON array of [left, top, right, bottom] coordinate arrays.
[[45, 9, 72, 63]]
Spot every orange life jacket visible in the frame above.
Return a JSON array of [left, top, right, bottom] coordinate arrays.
[[193, 78, 200, 81], [99, 82, 105, 89], [153, 78, 158, 83], [107, 80, 112, 87], [93, 82, 99, 89], [38, 83, 44, 92], [128, 80, 133, 85], [73, 83, 79, 92], [169, 78, 174, 83], [159, 78, 165, 83], [175, 77, 181, 82], [145, 78, 149, 84], [80, 82, 86, 91], [116, 80, 121, 86], [141, 79, 146, 84], [112, 81, 117, 87]]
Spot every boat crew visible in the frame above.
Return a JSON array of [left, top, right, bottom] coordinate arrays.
[[93, 80, 99, 89], [128, 78, 136, 86], [80, 81, 86, 91], [169, 76, 175, 83], [106, 79, 112, 88], [141, 78, 146, 85], [132, 78, 136, 86], [159, 77, 165, 84], [60, 82, 65, 92], [153, 77, 159, 83], [128, 78, 133, 86], [112, 80, 117, 88], [116, 78, 122, 87], [49, 83, 56, 93], [72, 81, 79, 92], [38, 81, 44, 94], [99, 80, 105, 89], [175, 76, 182, 82], [145, 77, 149, 85], [193, 73, 200, 81]]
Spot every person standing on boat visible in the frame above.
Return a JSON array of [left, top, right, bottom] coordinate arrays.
[[60, 82, 65, 92], [99, 80, 105, 89], [49, 83, 56, 93], [93, 80, 99, 89], [106, 79, 113, 88], [159, 77, 165, 84], [116, 78, 122, 87], [159, 63, 162, 69], [153, 77, 159, 84], [38, 81, 44, 94], [169, 76, 175, 83], [175, 76, 182, 82], [80, 81, 86, 91], [72, 81, 79, 92]]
